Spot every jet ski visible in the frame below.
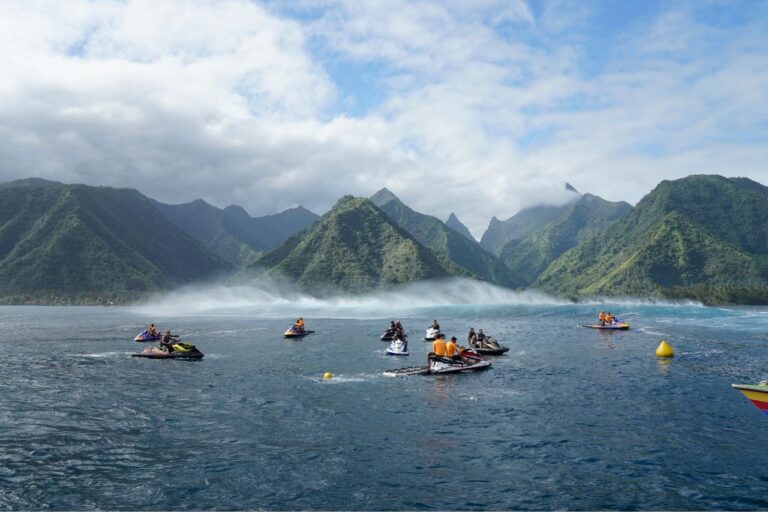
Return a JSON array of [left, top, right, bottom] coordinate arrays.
[[385, 337, 409, 356], [134, 330, 161, 342], [284, 328, 315, 338], [132, 342, 204, 359], [580, 322, 630, 330], [428, 350, 491, 374], [384, 350, 490, 376], [470, 336, 509, 355], [424, 327, 442, 340]]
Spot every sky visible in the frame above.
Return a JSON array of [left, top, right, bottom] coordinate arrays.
[[1, 0, 767, 237]]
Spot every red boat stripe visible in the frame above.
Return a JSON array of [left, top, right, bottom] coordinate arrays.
[[750, 399, 768, 411]]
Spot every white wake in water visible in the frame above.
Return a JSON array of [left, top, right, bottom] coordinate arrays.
[[134, 278, 571, 317]]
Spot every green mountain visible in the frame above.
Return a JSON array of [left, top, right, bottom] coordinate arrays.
[[480, 184, 582, 256], [370, 189, 522, 288], [499, 193, 631, 285], [254, 196, 454, 293], [445, 212, 475, 241], [0, 179, 229, 304], [535, 175, 768, 304], [153, 199, 318, 266]]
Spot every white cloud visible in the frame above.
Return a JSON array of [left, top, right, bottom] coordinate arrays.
[[0, 0, 767, 239]]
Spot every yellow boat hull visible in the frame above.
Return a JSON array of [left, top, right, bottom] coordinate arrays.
[[733, 383, 768, 415]]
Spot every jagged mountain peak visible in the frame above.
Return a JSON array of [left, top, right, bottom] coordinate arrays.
[[369, 188, 402, 206], [445, 212, 476, 242]]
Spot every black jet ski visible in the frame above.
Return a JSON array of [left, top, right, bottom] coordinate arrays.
[[132, 342, 204, 359], [469, 336, 509, 355]]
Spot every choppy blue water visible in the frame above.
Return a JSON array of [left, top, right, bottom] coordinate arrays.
[[2, 300, 768, 511]]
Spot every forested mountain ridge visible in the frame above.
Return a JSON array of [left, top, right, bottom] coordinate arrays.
[[370, 188, 523, 288], [500, 193, 631, 285], [480, 184, 581, 256], [0, 179, 229, 304], [535, 175, 768, 304], [253, 196, 458, 293], [3, 174, 768, 305], [153, 199, 318, 266]]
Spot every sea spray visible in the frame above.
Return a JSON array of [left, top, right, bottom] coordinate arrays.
[[579, 296, 704, 307], [134, 278, 571, 317]]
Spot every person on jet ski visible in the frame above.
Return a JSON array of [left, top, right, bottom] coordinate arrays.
[[160, 330, 178, 353], [431, 333, 447, 357], [431, 320, 440, 331], [467, 328, 477, 346], [394, 320, 406, 340], [476, 329, 487, 348], [393, 326, 408, 352], [598, 311, 607, 326], [446, 336, 461, 360], [293, 318, 305, 333], [148, 323, 158, 337]]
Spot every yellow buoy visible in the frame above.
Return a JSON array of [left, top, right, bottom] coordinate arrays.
[[323, 372, 333, 380], [656, 340, 674, 358]]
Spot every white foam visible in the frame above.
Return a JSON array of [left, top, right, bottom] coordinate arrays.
[[81, 351, 127, 358], [579, 296, 704, 307], [133, 277, 572, 318]]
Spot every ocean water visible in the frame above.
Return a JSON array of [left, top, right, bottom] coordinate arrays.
[[2, 287, 768, 510]]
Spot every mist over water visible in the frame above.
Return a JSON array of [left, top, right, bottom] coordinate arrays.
[[138, 277, 710, 321], [138, 278, 571, 318]]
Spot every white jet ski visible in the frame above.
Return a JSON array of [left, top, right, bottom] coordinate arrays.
[[384, 350, 490, 376], [427, 351, 491, 374], [424, 327, 441, 340], [386, 337, 409, 356]]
